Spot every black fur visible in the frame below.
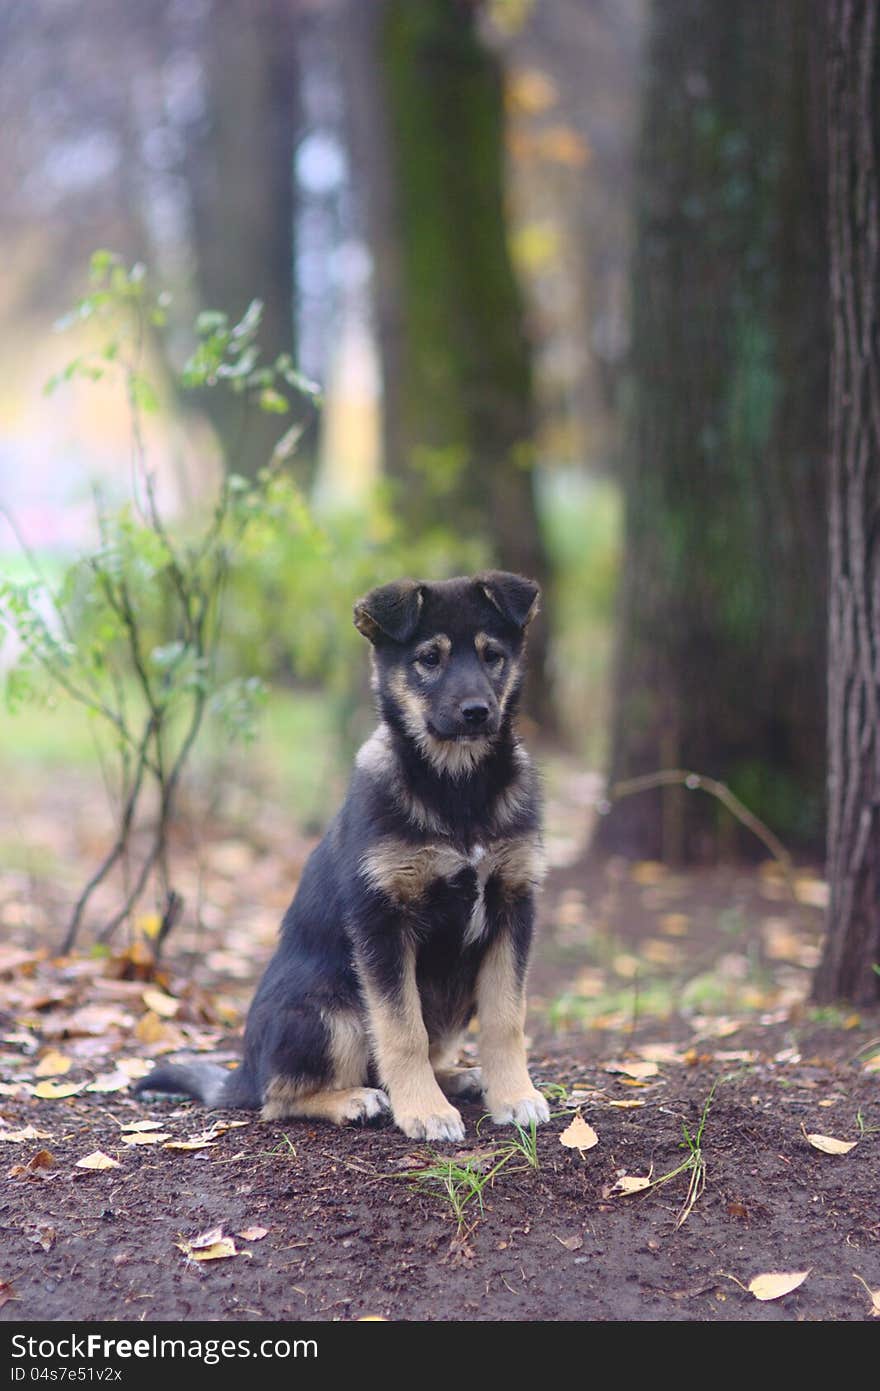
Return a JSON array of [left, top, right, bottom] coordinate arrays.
[[134, 573, 547, 1141]]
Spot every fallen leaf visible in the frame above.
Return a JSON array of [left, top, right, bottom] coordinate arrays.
[[802, 1128, 857, 1155], [33, 1080, 86, 1100], [607, 1099, 645, 1109], [726, 1201, 748, 1218], [163, 1140, 216, 1152], [86, 1072, 131, 1094], [559, 1115, 598, 1151], [116, 1057, 153, 1079], [76, 1152, 121, 1170], [121, 1132, 173, 1146], [26, 1223, 55, 1252], [8, 1149, 55, 1178], [605, 1060, 659, 1080], [177, 1236, 239, 1262], [554, 1234, 583, 1251], [747, 1270, 810, 1301], [237, 1226, 268, 1242], [120, 1119, 167, 1133], [0, 1126, 53, 1143], [853, 1274, 880, 1317], [134, 1010, 170, 1045], [34, 1051, 72, 1078], [141, 987, 179, 1019], [613, 1175, 651, 1194]]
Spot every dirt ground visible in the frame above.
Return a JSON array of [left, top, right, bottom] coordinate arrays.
[[1, 768, 879, 1324]]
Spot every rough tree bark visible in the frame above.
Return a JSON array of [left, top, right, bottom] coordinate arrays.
[[813, 0, 880, 1004], [596, 0, 828, 861]]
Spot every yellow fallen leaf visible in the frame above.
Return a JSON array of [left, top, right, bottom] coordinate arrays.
[[86, 1072, 131, 1094], [76, 1151, 120, 1170], [803, 1128, 857, 1155], [116, 1057, 153, 1079], [34, 1051, 72, 1078], [121, 1120, 167, 1133], [614, 1175, 651, 1194], [163, 1140, 216, 1152], [177, 1237, 238, 1262], [141, 987, 179, 1019], [134, 1011, 169, 1045], [559, 1115, 598, 1151], [33, 1080, 86, 1100], [121, 1131, 173, 1146], [0, 1126, 53, 1143], [136, 912, 162, 940], [748, 1270, 810, 1301], [607, 1099, 646, 1109], [631, 860, 667, 885], [237, 1226, 268, 1242], [605, 1060, 659, 1080]]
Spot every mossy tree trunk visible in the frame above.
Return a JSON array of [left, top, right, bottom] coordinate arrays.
[[813, 0, 880, 1004], [346, 0, 552, 720], [597, 0, 828, 861]]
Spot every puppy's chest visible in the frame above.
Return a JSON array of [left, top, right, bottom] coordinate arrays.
[[359, 833, 545, 913]]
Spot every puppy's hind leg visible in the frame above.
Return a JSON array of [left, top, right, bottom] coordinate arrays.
[[430, 1034, 484, 1101], [260, 1007, 389, 1127]]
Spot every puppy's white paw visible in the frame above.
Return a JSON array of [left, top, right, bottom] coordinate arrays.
[[342, 1087, 390, 1123], [490, 1091, 550, 1128], [397, 1105, 465, 1143]]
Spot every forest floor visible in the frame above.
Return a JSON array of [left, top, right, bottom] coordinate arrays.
[[1, 757, 879, 1324]]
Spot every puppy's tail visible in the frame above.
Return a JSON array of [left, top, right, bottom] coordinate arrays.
[[131, 1061, 257, 1109]]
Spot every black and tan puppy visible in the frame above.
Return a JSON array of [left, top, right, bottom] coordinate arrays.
[[134, 572, 549, 1142]]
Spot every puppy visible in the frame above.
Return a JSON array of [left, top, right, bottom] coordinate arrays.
[[134, 571, 549, 1142]]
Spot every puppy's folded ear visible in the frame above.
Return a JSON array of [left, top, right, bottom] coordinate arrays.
[[354, 579, 424, 644], [477, 571, 540, 630]]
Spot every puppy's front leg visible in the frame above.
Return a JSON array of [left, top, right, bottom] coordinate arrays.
[[357, 939, 465, 1143], [477, 895, 549, 1128]]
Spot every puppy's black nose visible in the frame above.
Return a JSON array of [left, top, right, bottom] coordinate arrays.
[[460, 700, 490, 728]]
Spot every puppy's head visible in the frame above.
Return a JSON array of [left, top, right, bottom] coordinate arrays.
[[354, 572, 539, 777]]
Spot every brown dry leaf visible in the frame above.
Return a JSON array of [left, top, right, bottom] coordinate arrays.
[[163, 1140, 216, 1152], [34, 1051, 72, 1078], [613, 1175, 651, 1194], [802, 1127, 857, 1155], [559, 1115, 598, 1152], [121, 1131, 172, 1146], [554, 1234, 583, 1251], [76, 1151, 121, 1170], [26, 1223, 56, 1252], [605, 1060, 660, 1081], [8, 1149, 55, 1179], [748, 1270, 810, 1302], [0, 1126, 53, 1143], [141, 987, 179, 1019], [237, 1226, 268, 1242], [32, 1080, 86, 1100]]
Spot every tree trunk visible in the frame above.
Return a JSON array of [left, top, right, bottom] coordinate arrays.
[[596, 0, 828, 861], [184, 0, 300, 478], [813, 0, 880, 1004], [344, 0, 553, 721]]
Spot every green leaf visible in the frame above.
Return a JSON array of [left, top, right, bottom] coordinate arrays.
[[258, 388, 289, 415]]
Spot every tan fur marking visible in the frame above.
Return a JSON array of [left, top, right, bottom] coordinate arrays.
[[262, 1079, 386, 1125], [387, 669, 493, 780], [359, 836, 468, 902], [476, 934, 541, 1115], [491, 744, 532, 832], [484, 833, 546, 892], [358, 946, 463, 1138], [327, 1009, 370, 1089]]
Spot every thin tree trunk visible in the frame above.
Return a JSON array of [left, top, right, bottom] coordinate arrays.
[[814, 0, 880, 1004]]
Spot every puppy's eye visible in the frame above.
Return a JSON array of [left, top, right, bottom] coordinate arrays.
[[416, 650, 440, 669], [483, 647, 504, 666]]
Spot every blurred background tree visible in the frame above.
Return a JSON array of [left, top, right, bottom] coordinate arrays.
[[596, 0, 828, 863]]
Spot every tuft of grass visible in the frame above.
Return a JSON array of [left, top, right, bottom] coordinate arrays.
[[634, 1078, 721, 1228]]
